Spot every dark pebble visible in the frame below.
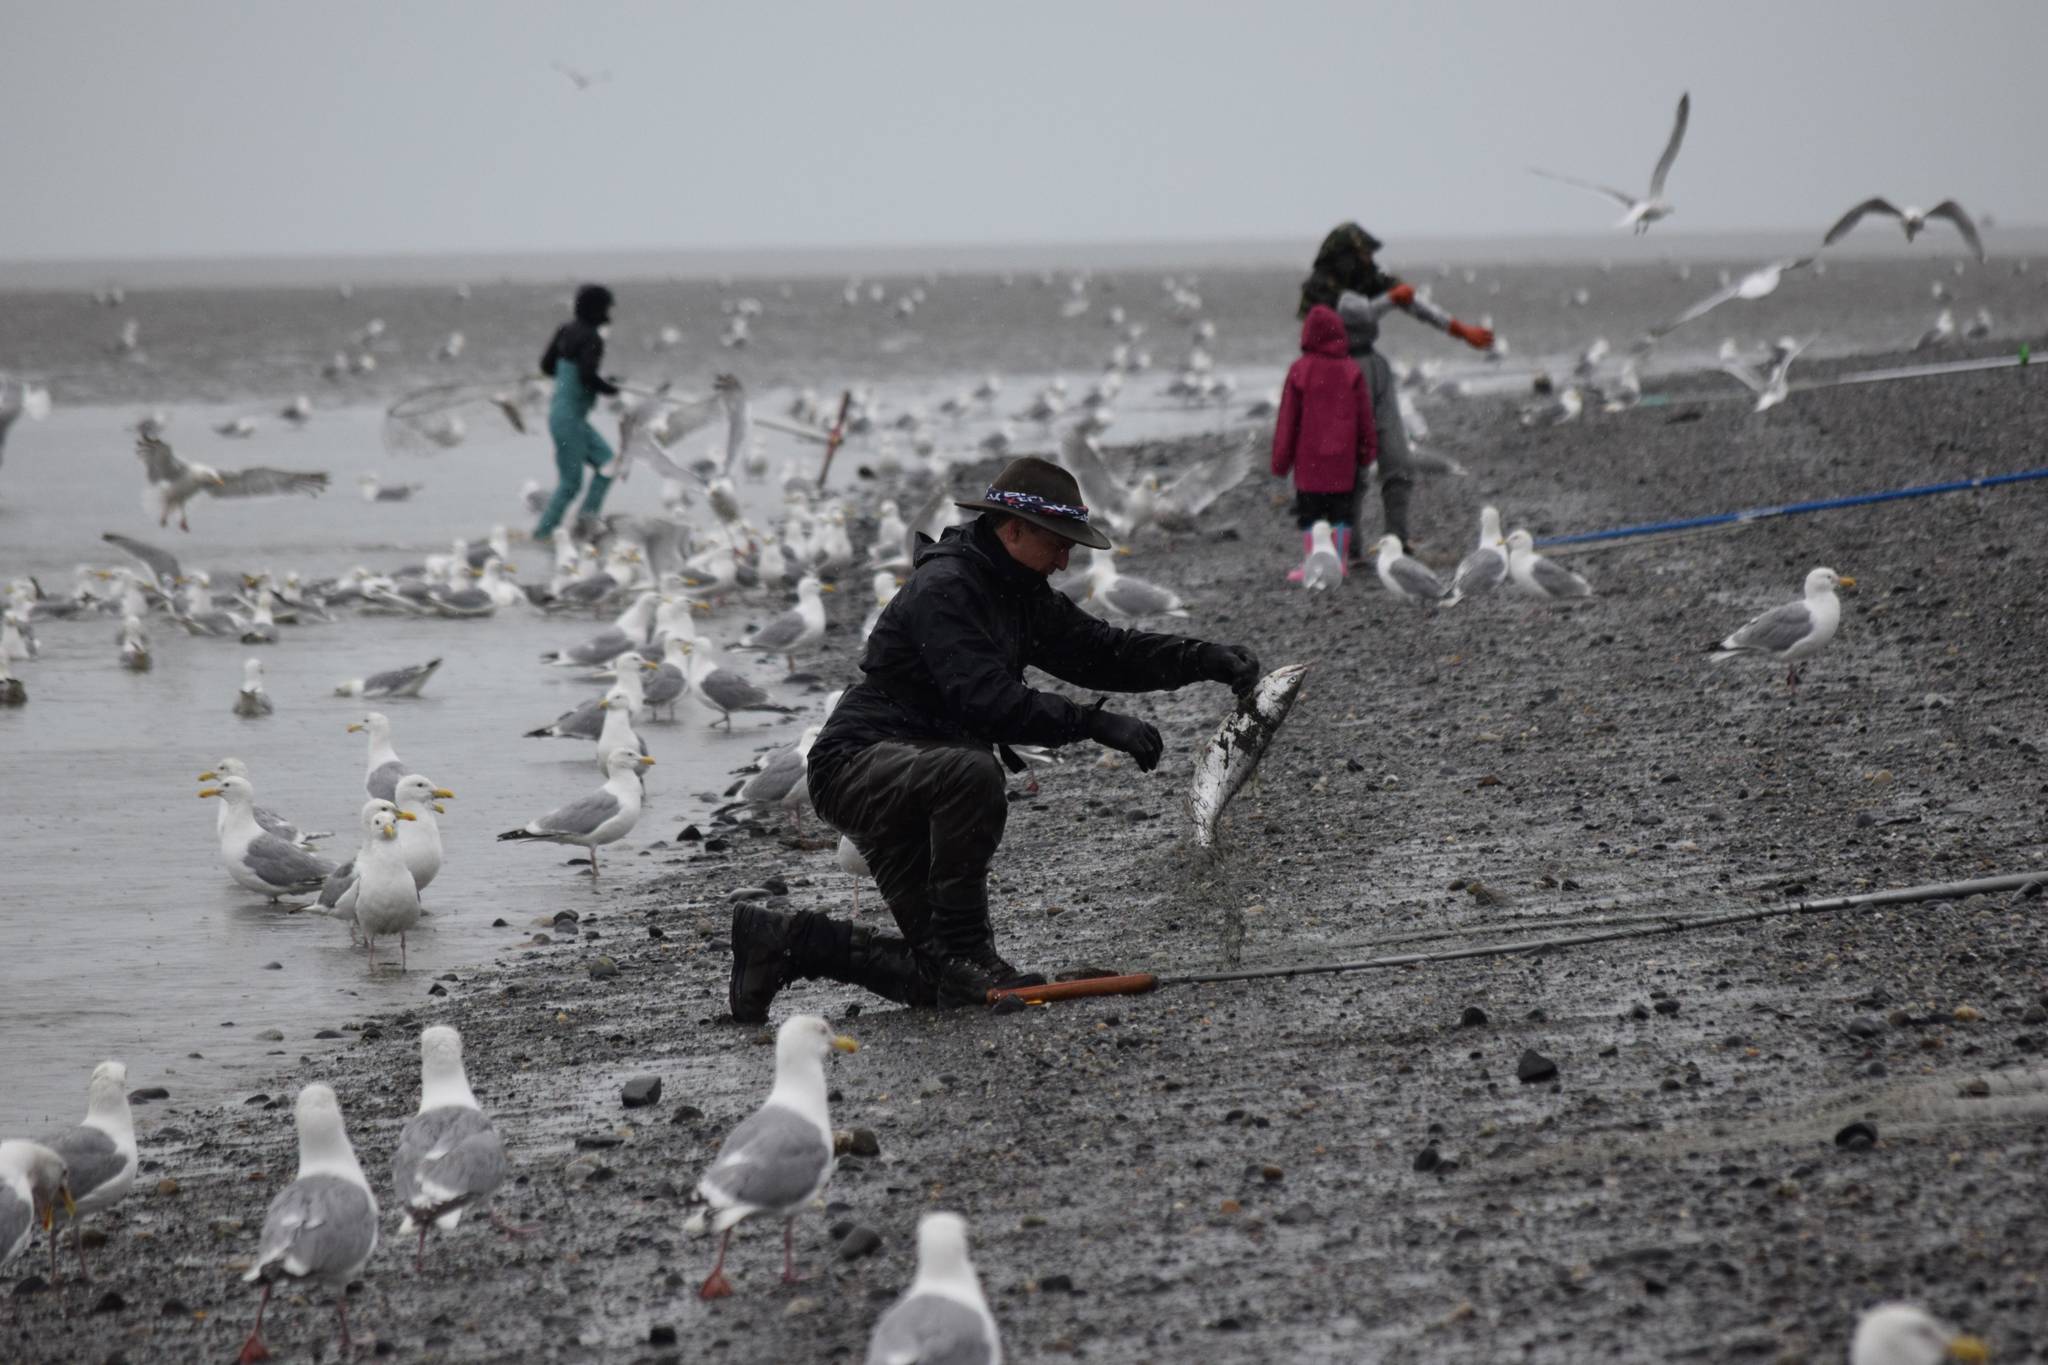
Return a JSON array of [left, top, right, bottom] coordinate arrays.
[[127, 1087, 170, 1104], [1413, 1146, 1440, 1172], [1653, 999, 1681, 1016], [1846, 1016, 1885, 1039], [553, 909, 580, 925], [314, 1029, 344, 1040], [648, 1325, 678, 1346], [491, 918, 509, 928], [648, 926, 666, 940], [1516, 1049, 1558, 1084], [1039, 1273, 1076, 1294], [1834, 1120, 1879, 1151], [574, 1134, 624, 1149], [93, 1290, 127, 1314], [836, 1225, 883, 1261], [670, 1104, 704, 1124], [704, 837, 729, 852], [762, 875, 789, 895], [676, 824, 702, 842], [621, 1076, 663, 1109], [847, 1128, 881, 1158], [1459, 1006, 1488, 1028], [161, 1299, 188, 1316], [427, 983, 448, 997], [1630, 1003, 1652, 1021], [2022, 1004, 2048, 1025], [262, 962, 283, 971], [588, 957, 620, 980], [13, 1275, 48, 1296]]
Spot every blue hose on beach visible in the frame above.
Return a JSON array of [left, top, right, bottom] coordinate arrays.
[[1538, 466, 2048, 551]]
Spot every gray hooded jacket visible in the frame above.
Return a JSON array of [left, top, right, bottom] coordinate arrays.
[[1335, 291, 1413, 483]]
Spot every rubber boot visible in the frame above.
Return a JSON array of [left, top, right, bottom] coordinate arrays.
[[1285, 529, 1314, 583], [844, 927, 938, 1008], [729, 905, 802, 1023], [918, 904, 1008, 1008], [1332, 523, 1352, 578], [731, 906, 938, 1021]]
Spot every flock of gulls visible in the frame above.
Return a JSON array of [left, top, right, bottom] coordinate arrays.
[[0, 83, 2017, 1363]]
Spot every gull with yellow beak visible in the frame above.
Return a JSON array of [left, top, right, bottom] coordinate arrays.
[[198, 757, 328, 849], [730, 573, 831, 673], [390, 773, 454, 895], [201, 777, 337, 900], [497, 747, 653, 881], [1, 1140, 74, 1275], [351, 802, 421, 969], [345, 711, 411, 801], [1850, 1303, 1989, 1365], [1709, 566, 1853, 691], [690, 1014, 859, 1299]]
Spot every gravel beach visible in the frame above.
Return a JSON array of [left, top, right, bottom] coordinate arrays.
[[9, 344, 2046, 1365]]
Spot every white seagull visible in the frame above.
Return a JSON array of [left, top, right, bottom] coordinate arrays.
[[198, 758, 328, 849], [40, 1061, 137, 1283], [135, 433, 328, 532], [865, 1212, 1003, 1365], [1443, 506, 1508, 607], [1823, 198, 1984, 262], [0, 1141, 70, 1274], [1530, 91, 1690, 234], [1300, 520, 1342, 591], [731, 574, 828, 672], [497, 747, 654, 880], [692, 1015, 859, 1299], [351, 801, 422, 968], [391, 1026, 511, 1271], [1371, 535, 1448, 605], [347, 710, 410, 801], [1709, 566, 1852, 690], [237, 1085, 379, 1364], [201, 776, 337, 900], [1640, 257, 1814, 347], [1505, 529, 1593, 601], [1085, 556, 1189, 618], [1722, 335, 1814, 412]]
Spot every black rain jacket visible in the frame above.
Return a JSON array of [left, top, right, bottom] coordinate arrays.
[[539, 285, 620, 397], [810, 517, 1209, 775]]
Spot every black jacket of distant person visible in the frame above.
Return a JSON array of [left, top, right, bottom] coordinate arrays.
[[539, 284, 621, 397]]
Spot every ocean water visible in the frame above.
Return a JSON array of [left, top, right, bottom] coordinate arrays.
[[2, 241, 2042, 1129]]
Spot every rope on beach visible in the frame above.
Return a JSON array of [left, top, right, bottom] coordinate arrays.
[[1536, 465, 2048, 555]]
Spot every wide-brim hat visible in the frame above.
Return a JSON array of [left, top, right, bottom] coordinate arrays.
[[955, 456, 1112, 550]]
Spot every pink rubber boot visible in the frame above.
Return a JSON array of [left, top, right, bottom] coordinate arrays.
[[1286, 529, 1312, 582]]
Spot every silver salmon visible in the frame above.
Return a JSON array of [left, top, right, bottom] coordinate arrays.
[[1187, 663, 1310, 849]]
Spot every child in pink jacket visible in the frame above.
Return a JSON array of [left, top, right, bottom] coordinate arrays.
[[1271, 304, 1377, 574]]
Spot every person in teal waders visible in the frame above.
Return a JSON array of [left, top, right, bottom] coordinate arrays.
[[534, 284, 623, 540]]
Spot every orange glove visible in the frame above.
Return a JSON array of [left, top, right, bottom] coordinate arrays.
[[1447, 320, 1495, 351], [1387, 283, 1416, 307]]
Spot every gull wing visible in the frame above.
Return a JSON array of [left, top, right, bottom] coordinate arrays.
[[135, 433, 187, 485], [1527, 167, 1638, 209], [637, 433, 710, 485], [1057, 428, 1135, 529], [1388, 556, 1447, 600], [1722, 599, 1815, 655], [1822, 197, 1902, 246], [101, 532, 182, 588], [1924, 201, 1985, 262], [1647, 92, 1690, 197], [1161, 432, 1259, 518], [1719, 362, 1766, 394], [211, 467, 330, 499]]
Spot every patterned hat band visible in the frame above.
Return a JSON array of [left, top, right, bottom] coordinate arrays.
[[982, 487, 1089, 522]]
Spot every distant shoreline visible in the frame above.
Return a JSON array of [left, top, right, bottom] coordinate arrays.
[[5, 227, 2040, 292]]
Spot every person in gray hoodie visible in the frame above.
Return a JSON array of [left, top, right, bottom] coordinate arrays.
[[1334, 291, 1415, 558]]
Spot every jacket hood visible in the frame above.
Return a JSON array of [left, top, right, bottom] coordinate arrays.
[[1334, 290, 1380, 354], [1299, 305, 1350, 358], [573, 284, 615, 325], [915, 518, 1044, 591]]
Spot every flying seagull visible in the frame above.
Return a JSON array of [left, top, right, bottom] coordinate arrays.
[[1637, 257, 1813, 349], [134, 434, 327, 532], [1822, 198, 1983, 262], [1530, 92, 1690, 234]]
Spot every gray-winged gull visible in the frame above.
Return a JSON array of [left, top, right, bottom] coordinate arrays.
[[497, 747, 654, 879], [237, 1084, 379, 1362], [198, 758, 329, 848], [692, 1014, 859, 1298], [1084, 557, 1188, 619], [1528, 91, 1689, 234], [1709, 566, 1851, 689], [234, 658, 274, 717], [334, 657, 442, 699], [1444, 506, 1508, 607], [41, 1060, 137, 1283], [523, 654, 645, 740], [731, 574, 827, 671], [1372, 534, 1447, 605], [1299, 520, 1341, 591], [392, 1025, 511, 1271], [391, 772, 452, 895], [350, 802, 421, 968], [347, 711, 410, 801], [540, 591, 660, 667], [684, 642, 798, 729], [1823, 198, 1984, 261], [865, 1212, 1002, 1365], [201, 777, 336, 899], [640, 637, 688, 716], [134, 433, 327, 532], [1505, 529, 1593, 601], [0, 1141, 69, 1273]]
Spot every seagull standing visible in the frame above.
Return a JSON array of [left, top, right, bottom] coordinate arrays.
[[1823, 198, 1984, 262], [41, 1061, 137, 1283], [347, 711, 410, 801], [592, 685, 647, 770], [237, 1085, 379, 1364], [684, 642, 800, 729], [1085, 557, 1189, 618], [197, 758, 327, 848], [1300, 520, 1342, 590], [731, 574, 828, 672], [1371, 535, 1448, 605], [497, 747, 654, 880], [391, 773, 452, 895], [693, 1015, 859, 1299], [392, 1026, 511, 1271], [1443, 506, 1508, 607], [1505, 529, 1593, 601], [865, 1212, 1002, 1365], [233, 658, 274, 717], [1709, 566, 1852, 690], [351, 802, 421, 968], [640, 636, 688, 717], [1849, 1303, 1988, 1365], [1529, 91, 1690, 234]]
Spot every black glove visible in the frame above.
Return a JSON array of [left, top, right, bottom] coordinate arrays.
[[1196, 643, 1261, 697], [1086, 707, 1164, 772]]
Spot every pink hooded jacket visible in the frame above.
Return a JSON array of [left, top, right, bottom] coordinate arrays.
[[1270, 304, 1376, 494]]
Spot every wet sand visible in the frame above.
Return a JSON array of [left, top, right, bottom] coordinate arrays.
[[7, 343, 2047, 1363]]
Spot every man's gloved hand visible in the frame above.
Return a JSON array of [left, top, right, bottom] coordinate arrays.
[[1086, 707, 1164, 772], [1196, 643, 1262, 697], [1386, 283, 1417, 307], [1446, 320, 1495, 351]]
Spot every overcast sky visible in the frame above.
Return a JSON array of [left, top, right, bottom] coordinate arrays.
[[2, 0, 2040, 262]]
